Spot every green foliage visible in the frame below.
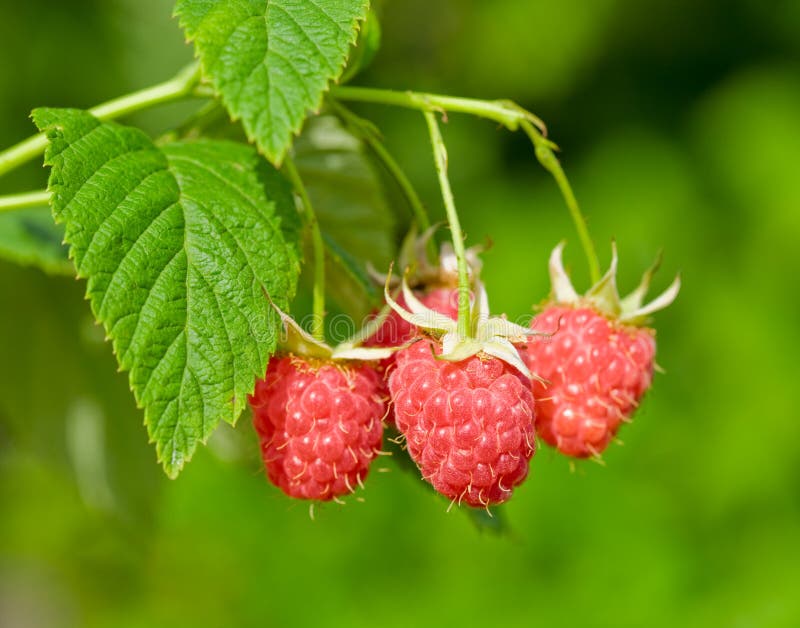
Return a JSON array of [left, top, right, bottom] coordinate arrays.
[[294, 114, 395, 317], [340, 8, 381, 83], [32, 108, 300, 477], [0, 206, 71, 275], [176, 0, 370, 164], [322, 232, 379, 306], [2, 3, 799, 626]]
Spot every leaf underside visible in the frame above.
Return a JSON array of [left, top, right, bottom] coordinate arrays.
[[33, 107, 300, 477], [176, 0, 370, 164]]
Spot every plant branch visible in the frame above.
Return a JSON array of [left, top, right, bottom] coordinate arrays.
[[0, 190, 51, 213], [331, 86, 601, 284], [327, 98, 436, 262], [331, 86, 547, 134], [0, 62, 204, 179], [520, 120, 601, 284], [283, 156, 326, 342], [424, 111, 471, 338]]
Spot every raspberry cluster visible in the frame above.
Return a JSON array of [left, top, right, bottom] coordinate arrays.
[[248, 246, 673, 508]]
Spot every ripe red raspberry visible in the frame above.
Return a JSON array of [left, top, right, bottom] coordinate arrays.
[[389, 339, 535, 507], [524, 242, 679, 459], [526, 306, 656, 458], [366, 287, 458, 426], [249, 355, 386, 500]]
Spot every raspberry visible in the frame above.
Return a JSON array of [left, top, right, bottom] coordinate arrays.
[[523, 242, 679, 459], [526, 306, 656, 458], [249, 355, 386, 500], [389, 339, 535, 507], [366, 287, 458, 425]]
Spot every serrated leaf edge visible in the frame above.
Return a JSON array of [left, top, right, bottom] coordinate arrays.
[[175, 0, 371, 165]]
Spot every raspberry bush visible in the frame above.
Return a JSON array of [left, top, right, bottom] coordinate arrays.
[[0, 0, 678, 515]]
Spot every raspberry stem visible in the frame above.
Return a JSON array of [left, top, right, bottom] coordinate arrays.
[[331, 86, 547, 133], [0, 62, 204, 179], [424, 111, 471, 338], [283, 156, 326, 342], [0, 190, 50, 213], [520, 120, 601, 284], [327, 99, 437, 263], [331, 86, 602, 285]]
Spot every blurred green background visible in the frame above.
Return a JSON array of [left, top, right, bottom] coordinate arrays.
[[2, 0, 799, 626]]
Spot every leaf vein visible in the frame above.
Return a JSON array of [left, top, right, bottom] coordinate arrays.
[[142, 326, 186, 402], [303, 0, 351, 38], [270, 3, 334, 74], [194, 265, 237, 420], [120, 244, 185, 366], [267, 46, 316, 103], [94, 199, 181, 318], [79, 167, 167, 275]]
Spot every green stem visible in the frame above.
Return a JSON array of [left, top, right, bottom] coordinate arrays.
[[520, 120, 601, 284], [332, 86, 546, 133], [0, 189, 51, 213], [283, 156, 326, 342], [327, 99, 436, 262], [168, 100, 227, 142], [331, 86, 600, 285], [0, 62, 204, 179], [424, 111, 471, 338]]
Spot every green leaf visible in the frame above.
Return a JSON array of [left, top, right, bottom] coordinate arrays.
[[256, 158, 303, 262], [340, 8, 382, 83], [295, 114, 395, 317], [0, 206, 72, 275], [176, 0, 370, 164], [32, 108, 300, 478], [322, 232, 377, 301]]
